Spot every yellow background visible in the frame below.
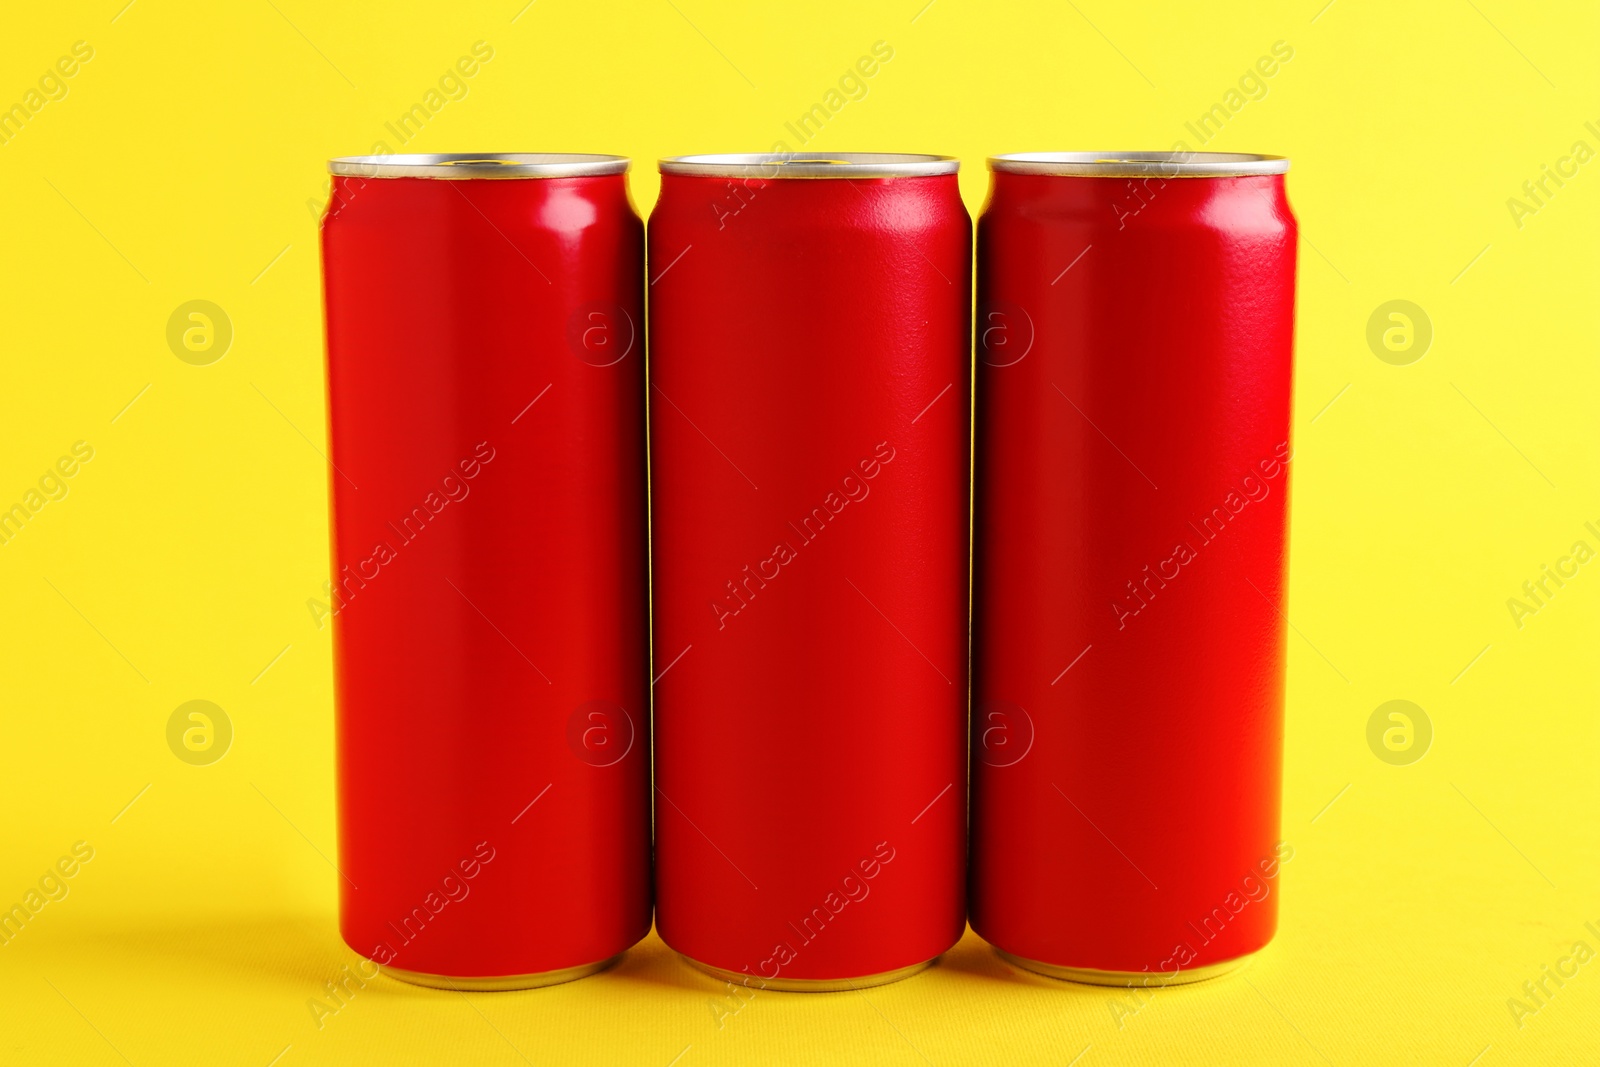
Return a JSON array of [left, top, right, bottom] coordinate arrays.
[[2, 0, 1596, 1063]]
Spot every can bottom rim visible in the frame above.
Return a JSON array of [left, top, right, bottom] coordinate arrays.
[[381, 954, 621, 991], [995, 948, 1255, 986], [682, 953, 937, 992]]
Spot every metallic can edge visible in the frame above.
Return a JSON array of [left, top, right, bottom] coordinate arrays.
[[659, 151, 959, 178], [995, 948, 1255, 986], [328, 152, 631, 179], [989, 151, 1289, 177], [682, 954, 938, 993], [381, 954, 623, 991]]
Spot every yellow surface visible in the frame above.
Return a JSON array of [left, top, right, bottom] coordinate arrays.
[[2, 1, 1596, 1063]]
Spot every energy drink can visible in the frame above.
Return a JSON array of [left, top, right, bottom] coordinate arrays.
[[971, 152, 1297, 984], [649, 153, 970, 989], [320, 153, 651, 988]]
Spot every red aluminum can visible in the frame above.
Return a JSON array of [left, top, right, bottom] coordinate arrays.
[[320, 153, 651, 988], [971, 152, 1297, 984], [649, 153, 970, 989]]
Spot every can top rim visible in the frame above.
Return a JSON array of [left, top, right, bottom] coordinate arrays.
[[990, 152, 1290, 177], [660, 153, 960, 178], [328, 153, 631, 179]]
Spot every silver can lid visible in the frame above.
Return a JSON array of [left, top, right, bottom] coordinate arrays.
[[660, 152, 959, 178], [328, 153, 630, 179], [990, 152, 1289, 177]]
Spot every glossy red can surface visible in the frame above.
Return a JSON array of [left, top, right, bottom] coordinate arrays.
[[970, 157, 1298, 977], [649, 156, 971, 983], [320, 156, 651, 980]]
